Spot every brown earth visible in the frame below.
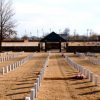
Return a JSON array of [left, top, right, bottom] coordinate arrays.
[[0, 53, 48, 100], [36, 53, 100, 100], [1, 52, 100, 100]]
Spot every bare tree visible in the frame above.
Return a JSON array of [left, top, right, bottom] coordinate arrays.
[[0, 0, 16, 52], [90, 33, 98, 41], [62, 28, 70, 40], [63, 28, 70, 35], [21, 35, 29, 40]]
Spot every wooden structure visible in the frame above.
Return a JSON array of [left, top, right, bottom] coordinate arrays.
[[39, 32, 66, 52]]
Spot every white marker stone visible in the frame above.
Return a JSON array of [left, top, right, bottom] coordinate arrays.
[[34, 83, 38, 98], [94, 75, 98, 86], [31, 88, 35, 100], [25, 97, 31, 100], [2, 67, 5, 75]]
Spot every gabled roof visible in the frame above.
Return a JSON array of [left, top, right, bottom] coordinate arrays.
[[40, 32, 66, 42]]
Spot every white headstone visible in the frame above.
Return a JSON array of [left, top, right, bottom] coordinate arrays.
[[31, 88, 35, 100], [89, 72, 93, 82], [36, 78, 40, 90], [94, 75, 98, 86], [6, 66, 8, 73], [25, 97, 31, 100], [2, 67, 5, 75], [34, 83, 37, 98]]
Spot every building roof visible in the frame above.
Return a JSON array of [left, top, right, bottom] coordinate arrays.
[[40, 32, 66, 42]]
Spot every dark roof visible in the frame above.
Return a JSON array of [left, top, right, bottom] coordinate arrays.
[[40, 32, 66, 42]]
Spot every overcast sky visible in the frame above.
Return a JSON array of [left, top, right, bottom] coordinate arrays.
[[13, 0, 100, 37]]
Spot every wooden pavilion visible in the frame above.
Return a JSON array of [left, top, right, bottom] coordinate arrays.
[[38, 32, 67, 52]]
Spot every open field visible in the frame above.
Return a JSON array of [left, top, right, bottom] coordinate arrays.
[[1, 52, 100, 100]]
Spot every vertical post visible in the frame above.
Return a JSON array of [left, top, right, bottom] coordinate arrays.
[[13, 64, 14, 70], [45, 40, 47, 52], [6, 66, 9, 73], [0, 20, 3, 52], [59, 40, 61, 52], [83, 68, 86, 75], [87, 70, 90, 79], [34, 83, 38, 98], [38, 43, 40, 52], [38, 75, 41, 86], [89, 72, 93, 82], [84, 69, 87, 78], [37, 78, 40, 91], [94, 75, 98, 86], [66, 42, 68, 52], [31, 88, 35, 100], [2, 67, 4, 75], [9, 65, 12, 71]]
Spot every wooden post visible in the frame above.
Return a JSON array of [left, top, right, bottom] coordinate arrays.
[[66, 42, 68, 52], [45, 41, 47, 52], [59, 41, 61, 52], [38, 43, 40, 52]]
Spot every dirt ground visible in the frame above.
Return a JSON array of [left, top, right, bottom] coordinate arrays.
[[1, 52, 100, 100], [36, 53, 100, 100], [0, 53, 48, 100]]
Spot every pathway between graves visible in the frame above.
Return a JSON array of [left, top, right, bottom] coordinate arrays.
[[36, 53, 100, 100]]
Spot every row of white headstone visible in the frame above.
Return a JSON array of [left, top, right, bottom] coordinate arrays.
[[25, 54, 50, 100], [86, 52, 97, 57], [65, 56, 99, 86], [76, 52, 85, 57], [0, 53, 34, 75], [88, 57, 100, 66], [0, 51, 13, 56], [0, 51, 24, 63]]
